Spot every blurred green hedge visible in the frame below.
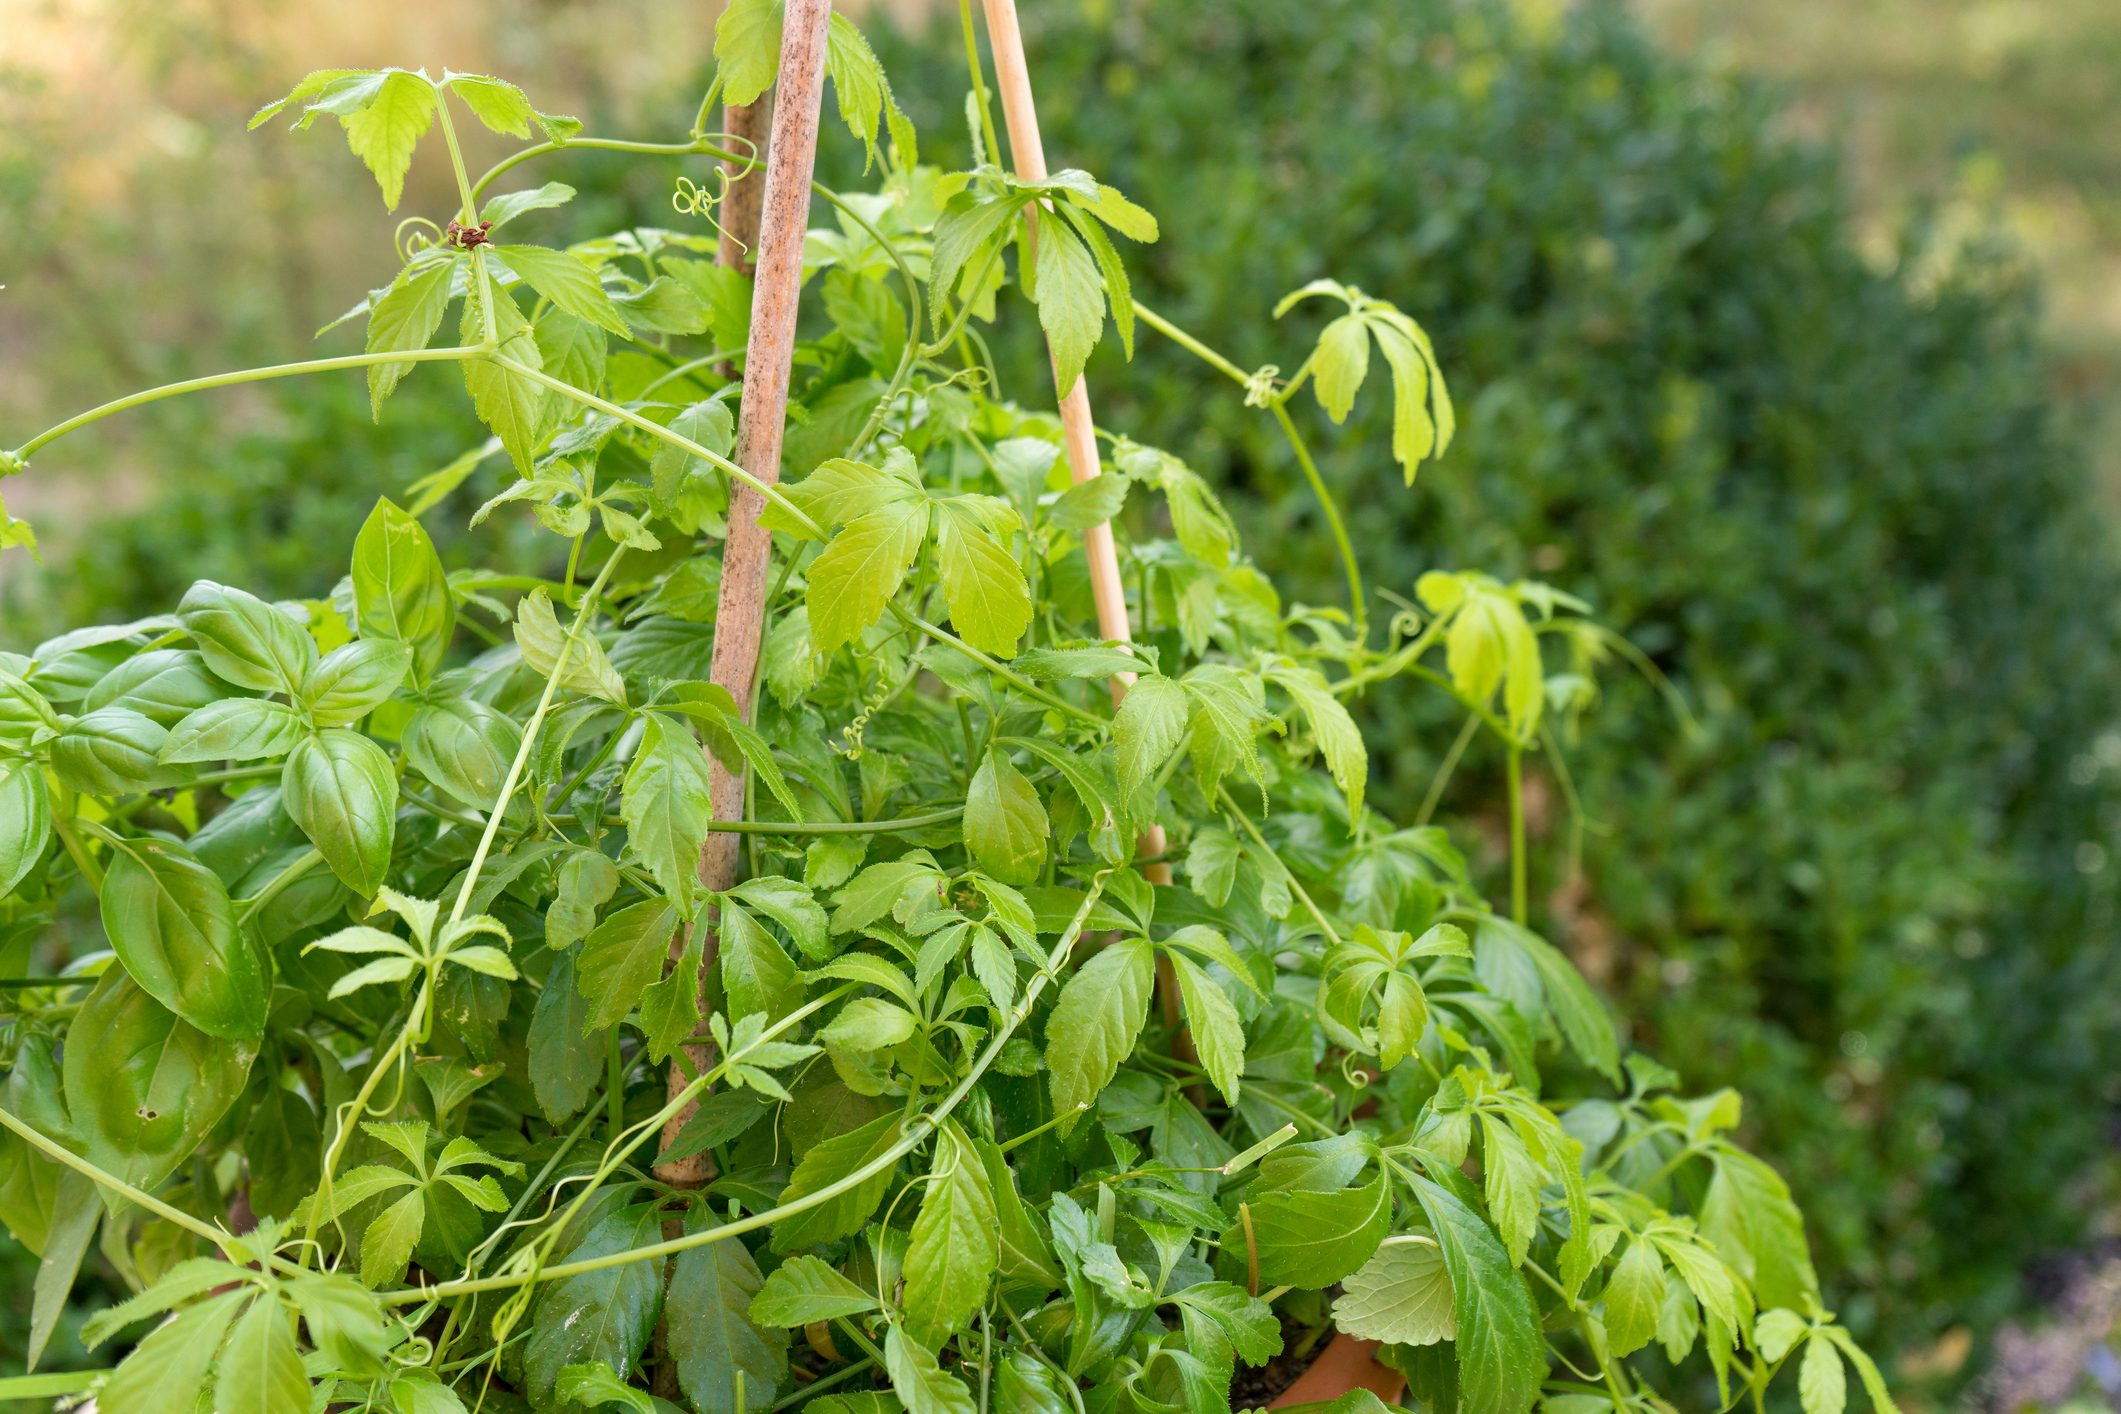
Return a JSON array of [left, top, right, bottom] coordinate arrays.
[[864, 0, 2121, 1369], [9, 0, 2118, 1381]]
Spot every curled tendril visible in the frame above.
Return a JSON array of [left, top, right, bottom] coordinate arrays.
[[1338, 1053, 1375, 1090], [837, 666, 902, 760], [1242, 364, 1283, 408], [395, 216, 444, 264]]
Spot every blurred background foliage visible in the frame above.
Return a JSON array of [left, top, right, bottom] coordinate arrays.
[[4, 0, 2120, 1403]]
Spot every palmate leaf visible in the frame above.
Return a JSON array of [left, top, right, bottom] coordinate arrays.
[[1276, 278, 1454, 484]]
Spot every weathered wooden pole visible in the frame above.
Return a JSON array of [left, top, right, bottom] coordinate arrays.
[[977, 0, 1187, 1044], [655, 0, 833, 1189]]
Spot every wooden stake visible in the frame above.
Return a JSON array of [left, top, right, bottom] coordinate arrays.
[[978, 0, 1188, 1043], [655, 0, 834, 1191]]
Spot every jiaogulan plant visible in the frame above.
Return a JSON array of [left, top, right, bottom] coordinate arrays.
[[0, 11, 1895, 1414]]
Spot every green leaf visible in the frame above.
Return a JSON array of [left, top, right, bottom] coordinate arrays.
[[64, 972, 254, 1194], [934, 498, 1032, 657], [639, 927, 704, 1064], [161, 698, 308, 764], [554, 1362, 653, 1413], [902, 1119, 997, 1346], [343, 70, 437, 209], [1409, 1174, 1543, 1414], [1265, 663, 1366, 817], [524, 1203, 666, 1406], [720, 900, 802, 1025], [404, 698, 521, 812], [576, 901, 680, 1032], [1165, 952, 1244, 1105], [482, 180, 576, 229], [1243, 1171, 1389, 1289], [667, 1209, 791, 1414], [1045, 473, 1129, 533], [806, 498, 930, 656], [1114, 675, 1189, 796], [352, 499, 455, 687], [622, 714, 715, 913], [821, 996, 918, 1053], [1310, 314, 1371, 423], [100, 836, 266, 1040], [0, 755, 51, 897], [727, 877, 829, 962], [50, 708, 190, 795], [1602, 1237, 1665, 1359], [1032, 215, 1104, 397], [1480, 1117, 1541, 1267], [965, 747, 1048, 886], [217, 1293, 310, 1412], [284, 728, 398, 895], [716, 0, 785, 106], [27, 1172, 97, 1371], [359, 1190, 427, 1286], [1700, 1147, 1819, 1314], [462, 289, 554, 474], [1332, 1235, 1456, 1347], [750, 1254, 879, 1326], [1800, 1331, 1848, 1414], [771, 1111, 901, 1253], [515, 587, 627, 704], [1820, 1326, 1901, 1414], [366, 259, 455, 416], [96, 1289, 244, 1414], [883, 1324, 977, 1414], [1046, 935, 1154, 1125], [446, 72, 577, 142], [1172, 1282, 1281, 1375], [531, 947, 607, 1123], [497, 244, 630, 338], [301, 639, 413, 726], [179, 580, 317, 694]]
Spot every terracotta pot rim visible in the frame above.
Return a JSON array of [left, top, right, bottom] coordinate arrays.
[[1264, 1330, 1407, 1409]]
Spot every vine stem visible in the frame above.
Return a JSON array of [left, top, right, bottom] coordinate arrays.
[[654, 0, 833, 1231], [1133, 299, 1368, 641], [376, 876, 1111, 1304], [0, 1105, 254, 1258], [1507, 740, 1528, 924], [8, 348, 478, 461]]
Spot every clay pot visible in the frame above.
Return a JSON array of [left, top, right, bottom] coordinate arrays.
[[1268, 1332, 1407, 1407]]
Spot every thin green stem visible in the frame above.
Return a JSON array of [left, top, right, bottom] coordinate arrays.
[[959, 0, 1007, 166], [688, 73, 726, 141], [1415, 712, 1480, 829], [9, 348, 478, 461], [235, 849, 323, 924], [1217, 787, 1344, 951], [470, 137, 740, 206], [1134, 300, 1367, 640], [497, 356, 824, 538], [448, 545, 626, 928], [1269, 401, 1365, 638], [1507, 742, 1527, 925], [890, 606, 1103, 728], [0, 1105, 268, 1262]]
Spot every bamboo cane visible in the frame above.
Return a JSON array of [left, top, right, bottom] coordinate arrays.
[[656, 0, 834, 1192], [977, 0, 1188, 1043]]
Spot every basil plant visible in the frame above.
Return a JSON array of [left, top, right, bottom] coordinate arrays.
[[0, 14, 1893, 1414]]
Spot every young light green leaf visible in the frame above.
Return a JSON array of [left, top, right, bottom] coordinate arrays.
[[1166, 952, 1244, 1106], [622, 714, 714, 913], [496, 245, 630, 338], [934, 497, 1032, 657], [1332, 1235, 1456, 1347], [366, 259, 455, 416], [806, 498, 929, 656], [515, 587, 628, 704]]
